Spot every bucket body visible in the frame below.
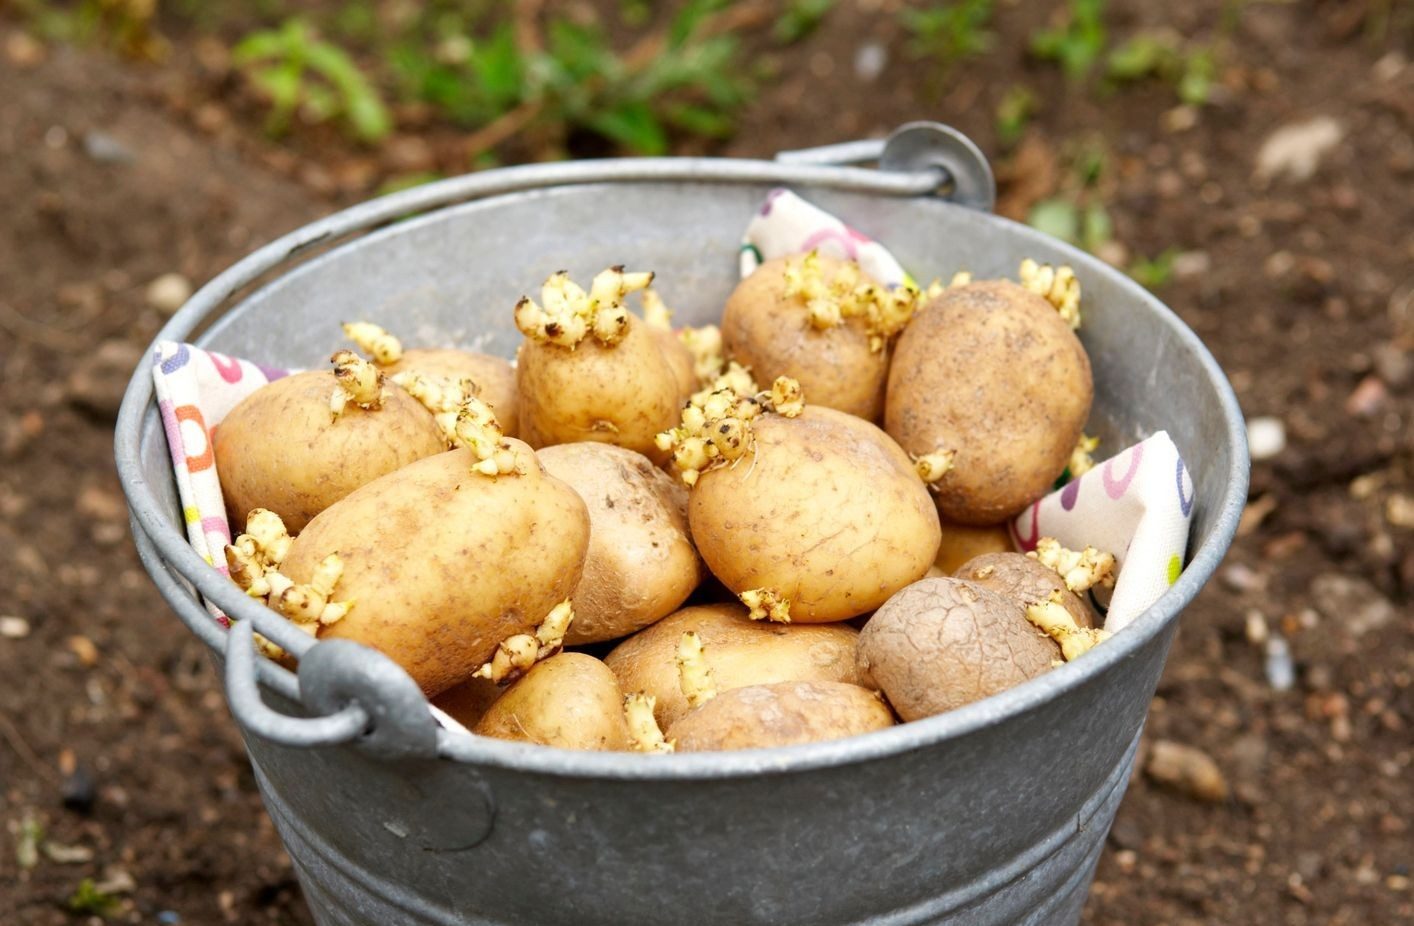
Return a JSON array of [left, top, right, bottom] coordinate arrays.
[[120, 169, 1247, 926]]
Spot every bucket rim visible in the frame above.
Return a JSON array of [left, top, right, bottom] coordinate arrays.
[[115, 153, 1250, 779]]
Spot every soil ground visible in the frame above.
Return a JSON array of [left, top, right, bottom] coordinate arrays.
[[1, 2, 1410, 924]]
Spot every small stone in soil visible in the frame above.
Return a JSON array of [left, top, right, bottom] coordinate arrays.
[[4, 32, 46, 69], [62, 763, 98, 814], [67, 635, 100, 667], [145, 273, 193, 316], [1310, 573, 1394, 636], [1254, 116, 1343, 184], [82, 131, 136, 165], [1246, 416, 1286, 460], [1345, 375, 1388, 416], [854, 42, 887, 82], [1221, 563, 1266, 593], [1372, 343, 1411, 389], [1244, 610, 1269, 645], [1145, 740, 1229, 803], [1265, 635, 1295, 691], [0, 615, 31, 638]]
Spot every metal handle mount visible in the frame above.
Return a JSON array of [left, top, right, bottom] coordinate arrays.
[[776, 122, 996, 212], [224, 618, 438, 759]]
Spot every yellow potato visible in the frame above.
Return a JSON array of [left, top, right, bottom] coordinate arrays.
[[668, 681, 893, 752], [536, 443, 703, 644], [934, 521, 1014, 575], [857, 577, 1059, 721], [384, 347, 520, 438], [689, 406, 941, 622], [473, 653, 630, 751], [213, 363, 445, 533], [721, 255, 888, 420], [515, 269, 681, 461], [651, 327, 698, 407], [604, 603, 866, 729], [886, 280, 1093, 524], [278, 443, 590, 696]]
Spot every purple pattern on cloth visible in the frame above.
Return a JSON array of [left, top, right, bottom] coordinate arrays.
[[159, 342, 191, 375], [1060, 478, 1082, 511], [760, 188, 787, 216], [1175, 458, 1195, 517], [256, 362, 290, 382]]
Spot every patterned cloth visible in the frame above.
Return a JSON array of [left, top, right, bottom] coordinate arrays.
[[150, 342, 288, 599], [155, 189, 1192, 634]]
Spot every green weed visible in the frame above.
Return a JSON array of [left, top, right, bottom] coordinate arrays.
[[1106, 32, 1216, 105], [1029, 0, 1107, 80], [1129, 249, 1178, 289], [995, 84, 1036, 148], [900, 0, 994, 79], [773, 0, 837, 44], [1026, 137, 1115, 255], [234, 18, 393, 143], [67, 879, 120, 917]]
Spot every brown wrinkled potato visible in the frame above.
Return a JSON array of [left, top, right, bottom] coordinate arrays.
[[214, 367, 446, 534], [536, 443, 703, 644], [955, 552, 1096, 629], [472, 653, 630, 751], [689, 406, 941, 622], [857, 576, 1060, 721], [668, 681, 894, 752], [885, 280, 1093, 524], [604, 603, 866, 728], [279, 443, 591, 696], [515, 269, 681, 461], [721, 255, 887, 420], [934, 521, 1015, 575], [383, 348, 520, 438]]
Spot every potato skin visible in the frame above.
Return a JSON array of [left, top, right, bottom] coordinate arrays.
[[384, 347, 520, 438], [473, 653, 630, 751], [885, 280, 1093, 525], [537, 443, 703, 644], [213, 370, 446, 533], [668, 681, 893, 752], [651, 327, 697, 406], [954, 552, 1095, 629], [857, 577, 1060, 721], [604, 603, 865, 728], [516, 316, 680, 460], [432, 677, 502, 730], [722, 256, 887, 420], [280, 443, 591, 697], [689, 406, 941, 622], [934, 521, 1014, 576]]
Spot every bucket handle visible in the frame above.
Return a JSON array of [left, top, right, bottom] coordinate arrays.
[[775, 122, 996, 212], [224, 618, 439, 758]]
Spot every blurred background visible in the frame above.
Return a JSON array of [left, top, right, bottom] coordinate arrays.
[[0, 1, 1410, 923]]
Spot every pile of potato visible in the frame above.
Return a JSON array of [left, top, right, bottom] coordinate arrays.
[[216, 253, 1120, 753]]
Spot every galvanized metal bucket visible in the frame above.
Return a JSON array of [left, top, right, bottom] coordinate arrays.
[[115, 123, 1248, 926]]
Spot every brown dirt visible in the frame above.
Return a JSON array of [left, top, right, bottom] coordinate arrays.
[[1, 2, 1410, 924]]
